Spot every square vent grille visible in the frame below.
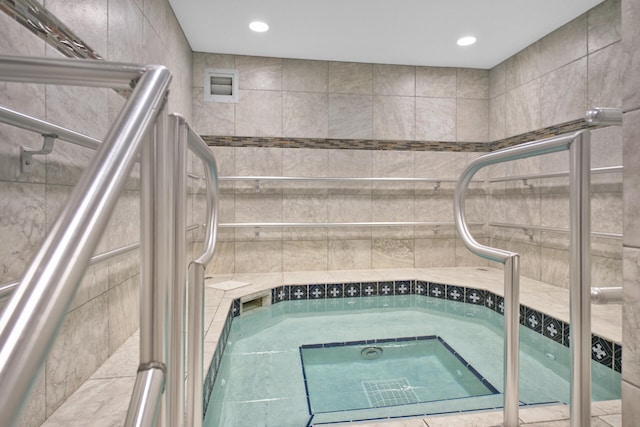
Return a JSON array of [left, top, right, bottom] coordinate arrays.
[[204, 68, 238, 103]]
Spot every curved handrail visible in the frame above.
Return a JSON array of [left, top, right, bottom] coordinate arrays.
[[454, 129, 591, 427], [0, 56, 172, 427], [455, 131, 578, 263], [169, 114, 219, 427]]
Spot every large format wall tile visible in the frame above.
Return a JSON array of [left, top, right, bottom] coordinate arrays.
[[489, 61, 507, 99], [192, 52, 235, 88], [373, 96, 415, 140], [236, 56, 282, 90], [0, 182, 46, 283], [415, 238, 455, 268], [283, 92, 328, 138], [328, 239, 372, 270], [505, 79, 540, 136], [235, 90, 283, 137], [283, 240, 328, 271], [505, 43, 542, 91], [328, 94, 373, 139], [17, 371, 45, 427], [416, 67, 456, 98], [489, 94, 506, 141], [588, 42, 623, 110], [415, 97, 456, 141], [372, 239, 414, 268], [328, 62, 372, 94], [283, 59, 328, 92], [623, 110, 640, 248], [540, 58, 587, 127], [235, 241, 283, 273], [538, 14, 587, 76], [107, 276, 139, 355], [622, 0, 640, 111], [588, 0, 622, 53], [623, 381, 640, 427], [192, 88, 235, 135], [457, 68, 489, 99], [623, 247, 640, 387], [46, 296, 109, 416], [373, 64, 415, 96], [457, 99, 489, 142]]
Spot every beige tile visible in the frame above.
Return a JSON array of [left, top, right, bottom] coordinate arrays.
[[490, 94, 506, 141], [505, 42, 542, 91], [415, 238, 456, 268], [415, 97, 456, 141], [623, 110, 640, 247], [234, 194, 283, 241], [282, 193, 328, 240], [206, 241, 235, 275], [372, 238, 415, 268], [540, 58, 587, 127], [505, 79, 540, 137], [46, 296, 109, 416], [588, 42, 623, 112], [327, 194, 372, 240], [329, 61, 373, 94], [519, 403, 569, 423], [107, 276, 139, 354], [622, 381, 640, 427], [416, 66, 456, 98], [373, 64, 415, 96], [588, 0, 621, 54], [236, 55, 282, 90], [235, 146, 283, 193], [191, 87, 235, 135], [283, 240, 328, 271], [457, 68, 489, 99], [457, 99, 489, 142], [328, 239, 372, 270], [372, 194, 415, 239], [283, 58, 328, 92], [623, 247, 640, 386], [329, 94, 373, 139], [538, 14, 587, 76], [622, 0, 640, 111], [373, 95, 415, 140], [17, 370, 46, 427], [235, 89, 283, 137], [489, 61, 507, 99], [283, 92, 328, 138], [234, 241, 283, 273], [424, 410, 503, 426]]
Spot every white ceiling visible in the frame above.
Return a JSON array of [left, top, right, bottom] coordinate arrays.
[[169, 0, 604, 69]]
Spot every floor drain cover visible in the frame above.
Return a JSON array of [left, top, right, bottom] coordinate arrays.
[[362, 378, 419, 408]]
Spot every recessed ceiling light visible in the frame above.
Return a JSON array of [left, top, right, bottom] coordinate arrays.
[[249, 21, 269, 32], [457, 36, 477, 46]]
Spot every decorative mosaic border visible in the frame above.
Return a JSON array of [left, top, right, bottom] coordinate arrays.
[[202, 279, 622, 419], [202, 120, 606, 153]]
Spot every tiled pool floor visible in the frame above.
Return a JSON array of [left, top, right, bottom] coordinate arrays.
[[39, 267, 622, 427]]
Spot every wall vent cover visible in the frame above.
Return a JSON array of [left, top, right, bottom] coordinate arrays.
[[204, 68, 238, 103]]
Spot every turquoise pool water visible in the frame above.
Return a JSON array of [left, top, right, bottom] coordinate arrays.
[[203, 295, 620, 426]]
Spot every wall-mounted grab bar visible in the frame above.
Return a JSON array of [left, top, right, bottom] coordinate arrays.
[[488, 166, 622, 184], [489, 222, 621, 240], [220, 221, 484, 228], [585, 107, 623, 126], [169, 114, 220, 427], [0, 55, 172, 427], [454, 130, 592, 427]]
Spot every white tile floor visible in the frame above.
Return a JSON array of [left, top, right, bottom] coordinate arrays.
[[40, 267, 622, 427]]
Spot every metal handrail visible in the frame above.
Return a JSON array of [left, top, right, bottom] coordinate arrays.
[[0, 55, 172, 427], [0, 224, 200, 302], [489, 222, 621, 240], [0, 105, 101, 150], [454, 130, 591, 427], [166, 115, 220, 427], [220, 221, 484, 228], [219, 176, 461, 183], [488, 165, 622, 183]]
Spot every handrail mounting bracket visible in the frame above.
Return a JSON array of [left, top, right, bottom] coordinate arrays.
[[21, 134, 56, 174]]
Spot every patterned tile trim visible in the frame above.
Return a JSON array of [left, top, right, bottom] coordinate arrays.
[[203, 279, 622, 420], [202, 121, 608, 153]]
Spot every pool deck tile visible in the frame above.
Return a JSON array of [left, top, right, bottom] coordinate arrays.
[[41, 267, 622, 427]]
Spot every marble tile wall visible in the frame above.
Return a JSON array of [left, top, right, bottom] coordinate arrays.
[[192, 53, 490, 144], [0, 0, 193, 425], [622, 0, 640, 423], [489, 0, 622, 139]]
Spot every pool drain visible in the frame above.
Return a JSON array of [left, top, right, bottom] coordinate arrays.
[[361, 346, 383, 359]]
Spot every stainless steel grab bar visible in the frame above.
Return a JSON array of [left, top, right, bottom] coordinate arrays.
[[0, 56, 172, 427], [0, 105, 101, 150], [488, 165, 622, 183], [454, 130, 591, 427], [169, 114, 220, 427], [489, 222, 621, 240]]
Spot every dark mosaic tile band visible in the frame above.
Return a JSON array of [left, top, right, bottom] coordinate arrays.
[[202, 278, 622, 420], [202, 135, 489, 152], [202, 120, 607, 153]]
